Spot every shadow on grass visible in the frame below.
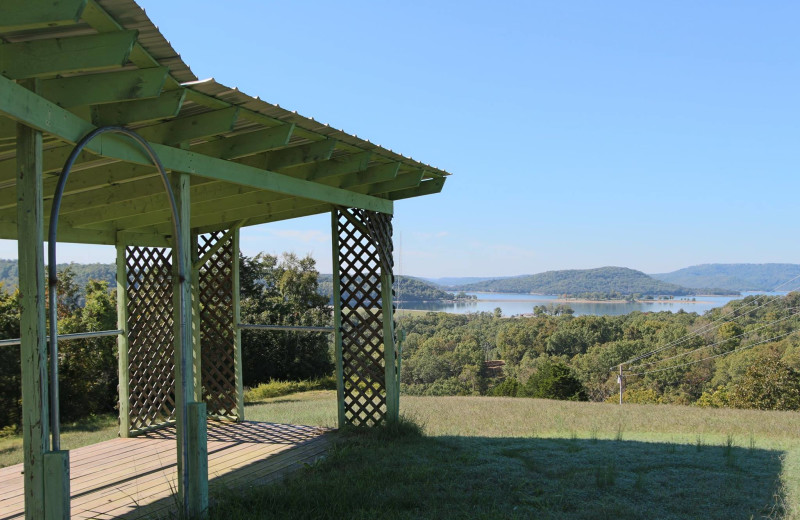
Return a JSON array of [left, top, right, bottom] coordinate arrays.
[[205, 434, 787, 520]]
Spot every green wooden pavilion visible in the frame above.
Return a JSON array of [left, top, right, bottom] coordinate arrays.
[[0, 1, 450, 517]]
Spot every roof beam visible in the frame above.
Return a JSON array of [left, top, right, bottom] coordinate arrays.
[[0, 162, 156, 210], [91, 90, 186, 125], [135, 107, 240, 146], [387, 177, 446, 200], [0, 31, 137, 79], [0, 145, 117, 188], [80, 0, 182, 91], [277, 151, 372, 181], [40, 68, 169, 108], [262, 139, 337, 170], [0, 117, 15, 140], [67, 160, 397, 230], [0, 73, 392, 213], [189, 124, 294, 160], [197, 202, 335, 234], [333, 162, 400, 189], [0, 0, 87, 32], [360, 170, 424, 195]]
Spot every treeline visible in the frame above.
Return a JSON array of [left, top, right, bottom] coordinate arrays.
[[0, 253, 333, 430], [399, 293, 800, 410], [0, 259, 116, 295], [454, 266, 735, 298], [318, 274, 471, 303]]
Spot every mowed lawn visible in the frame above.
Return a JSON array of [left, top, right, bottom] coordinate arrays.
[[2, 391, 798, 519]]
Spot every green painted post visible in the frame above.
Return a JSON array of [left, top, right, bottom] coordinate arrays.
[[115, 243, 131, 438], [381, 271, 399, 423], [171, 172, 208, 518], [330, 211, 346, 427], [43, 451, 70, 520], [187, 402, 209, 518], [232, 228, 245, 420], [15, 80, 51, 519]]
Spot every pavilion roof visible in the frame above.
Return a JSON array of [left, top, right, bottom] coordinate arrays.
[[0, 0, 449, 246]]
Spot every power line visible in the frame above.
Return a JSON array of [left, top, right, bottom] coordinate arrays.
[[628, 309, 800, 371], [616, 284, 800, 370], [626, 330, 796, 377]]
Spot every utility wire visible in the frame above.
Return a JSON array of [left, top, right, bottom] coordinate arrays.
[[615, 282, 800, 370], [627, 309, 800, 371], [626, 330, 795, 377]]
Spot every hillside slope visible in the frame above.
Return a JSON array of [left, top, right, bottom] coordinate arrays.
[[455, 266, 729, 297], [651, 263, 800, 292], [317, 274, 461, 302], [0, 259, 115, 292]]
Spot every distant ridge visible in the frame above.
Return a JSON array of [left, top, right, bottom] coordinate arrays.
[[651, 263, 800, 292], [452, 266, 734, 298], [422, 276, 509, 288]]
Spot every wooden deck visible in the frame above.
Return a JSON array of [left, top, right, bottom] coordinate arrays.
[[0, 421, 330, 519]]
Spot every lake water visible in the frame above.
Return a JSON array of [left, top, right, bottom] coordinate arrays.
[[399, 291, 788, 317]]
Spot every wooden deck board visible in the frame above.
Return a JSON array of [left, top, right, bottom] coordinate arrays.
[[0, 421, 331, 520]]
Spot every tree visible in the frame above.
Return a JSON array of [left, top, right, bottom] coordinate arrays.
[[729, 353, 800, 411], [57, 277, 119, 422], [239, 253, 333, 385], [0, 286, 20, 429]]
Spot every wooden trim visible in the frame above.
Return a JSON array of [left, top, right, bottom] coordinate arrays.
[[381, 271, 398, 422], [232, 228, 244, 420], [330, 211, 346, 428], [115, 242, 131, 437]]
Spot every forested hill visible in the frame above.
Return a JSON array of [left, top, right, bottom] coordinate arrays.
[[454, 266, 733, 298], [651, 263, 800, 292], [317, 274, 465, 302], [0, 259, 115, 292]]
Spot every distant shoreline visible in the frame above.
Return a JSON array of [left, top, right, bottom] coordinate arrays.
[[470, 294, 722, 305]]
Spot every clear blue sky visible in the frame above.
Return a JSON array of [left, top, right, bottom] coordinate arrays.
[[3, 1, 798, 277]]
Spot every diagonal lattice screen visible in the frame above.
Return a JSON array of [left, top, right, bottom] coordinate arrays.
[[197, 230, 238, 419], [336, 209, 395, 426], [126, 246, 176, 432], [124, 234, 238, 434]]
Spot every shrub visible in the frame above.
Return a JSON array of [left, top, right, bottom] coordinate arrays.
[[520, 359, 587, 401], [696, 386, 730, 408], [490, 378, 521, 397], [244, 376, 337, 402]]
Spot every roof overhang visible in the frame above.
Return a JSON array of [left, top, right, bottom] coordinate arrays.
[[0, 0, 449, 246]]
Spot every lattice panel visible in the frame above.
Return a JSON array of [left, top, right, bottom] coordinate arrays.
[[198, 230, 238, 419], [337, 209, 395, 426], [126, 246, 175, 433]]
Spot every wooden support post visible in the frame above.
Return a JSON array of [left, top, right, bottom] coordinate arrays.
[[187, 402, 208, 518], [16, 81, 53, 519], [232, 228, 244, 420], [191, 232, 202, 403], [330, 211, 346, 428], [116, 243, 131, 437], [381, 270, 399, 423], [171, 172, 208, 516], [43, 450, 70, 520]]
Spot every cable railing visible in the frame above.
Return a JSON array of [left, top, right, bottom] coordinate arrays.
[[0, 329, 123, 347]]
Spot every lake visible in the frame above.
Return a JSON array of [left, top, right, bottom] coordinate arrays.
[[398, 291, 788, 317]]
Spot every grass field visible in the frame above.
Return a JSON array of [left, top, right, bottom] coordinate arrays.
[[2, 391, 798, 518], [223, 391, 800, 520]]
